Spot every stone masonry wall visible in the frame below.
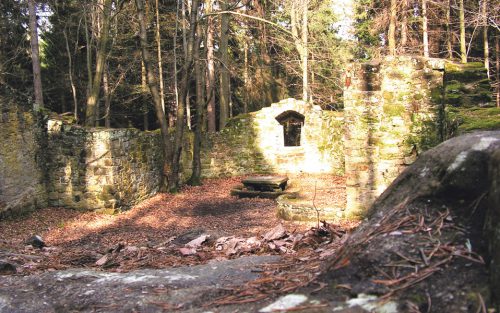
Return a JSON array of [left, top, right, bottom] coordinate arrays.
[[46, 121, 163, 211], [344, 56, 445, 217], [0, 106, 47, 217], [201, 98, 344, 177]]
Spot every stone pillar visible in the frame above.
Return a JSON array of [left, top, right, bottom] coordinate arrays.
[[344, 57, 445, 218]]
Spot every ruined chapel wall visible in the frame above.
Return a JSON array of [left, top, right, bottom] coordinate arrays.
[[45, 122, 164, 211], [200, 98, 344, 177], [0, 106, 47, 217], [344, 56, 445, 218]]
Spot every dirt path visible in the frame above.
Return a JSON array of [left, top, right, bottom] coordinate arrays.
[[0, 175, 348, 274]]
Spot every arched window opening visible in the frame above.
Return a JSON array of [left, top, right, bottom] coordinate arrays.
[[275, 111, 305, 147]]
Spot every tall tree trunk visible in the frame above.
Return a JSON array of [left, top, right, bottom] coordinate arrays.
[[301, 0, 308, 102], [422, 0, 429, 57], [63, 28, 78, 120], [243, 39, 249, 113], [482, 0, 489, 78], [446, 0, 453, 59], [388, 0, 397, 56], [85, 0, 112, 126], [459, 0, 467, 63], [28, 0, 44, 110], [84, 7, 93, 108], [496, 35, 499, 108], [205, 0, 216, 132], [102, 64, 111, 128], [155, 0, 166, 113], [173, 0, 180, 128], [170, 0, 199, 192], [135, 0, 171, 189], [401, 0, 408, 52], [254, 0, 276, 106], [219, 0, 230, 129], [141, 60, 149, 130], [189, 23, 204, 186], [182, 0, 192, 131], [291, 0, 309, 102]]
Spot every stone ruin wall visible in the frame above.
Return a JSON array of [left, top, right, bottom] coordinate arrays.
[[343, 56, 445, 217], [45, 121, 165, 211], [201, 98, 345, 177], [1, 57, 490, 218], [0, 106, 47, 217]]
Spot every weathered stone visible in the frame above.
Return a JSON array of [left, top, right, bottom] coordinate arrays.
[[343, 56, 447, 218], [0, 107, 47, 217], [0, 255, 280, 313]]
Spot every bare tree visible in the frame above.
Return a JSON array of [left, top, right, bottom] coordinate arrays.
[[28, 0, 44, 110], [291, 0, 309, 102], [85, 0, 113, 126], [135, 0, 171, 189], [155, 0, 166, 113], [205, 0, 216, 132], [422, 0, 429, 57], [482, 0, 489, 77], [459, 0, 467, 63], [219, 0, 230, 129], [170, 0, 199, 192], [388, 0, 397, 55]]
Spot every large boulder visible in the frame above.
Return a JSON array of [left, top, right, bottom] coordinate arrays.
[[324, 131, 500, 312]]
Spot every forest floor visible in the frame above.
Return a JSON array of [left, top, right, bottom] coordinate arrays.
[[0, 174, 353, 276]]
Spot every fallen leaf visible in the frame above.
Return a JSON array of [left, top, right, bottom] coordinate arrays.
[[185, 235, 209, 248], [263, 224, 286, 241], [95, 255, 109, 266], [179, 247, 197, 256]]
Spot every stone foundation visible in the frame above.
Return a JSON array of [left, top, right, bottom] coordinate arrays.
[[0, 106, 47, 217]]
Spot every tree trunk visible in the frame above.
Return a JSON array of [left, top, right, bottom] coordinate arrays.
[[388, 0, 397, 56], [205, 0, 216, 132], [459, 0, 467, 63], [243, 39, 248, 113], [155, 0, 166, 113], [219, 0, 230, 129], [291, 0, 309, 102], [84, 7, 93, 110], [135, 0, 171, 189], [254, 0, 276, 107], [189, 23, 204, 186], [103, 64, 111, 128], [496, 35, 499, 107], [63, 28, 78, 121], [141, 60, 149, 130], [301, 0, 308, 102], [400, 0, 408, 52], [446, 0, 453, 59], [482, 0, 489, 78], [28, 0, 44, 111], [422, 0, 429, 57], [85, 0, 112, 126], [170, 0, 199, 192]]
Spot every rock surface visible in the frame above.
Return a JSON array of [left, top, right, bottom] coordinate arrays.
[[0, 255, 280, 313], [322, 131, 500, 312]]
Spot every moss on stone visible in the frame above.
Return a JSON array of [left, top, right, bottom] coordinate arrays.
[[383, 103, 406, 117], [447, 107, 500, 133]]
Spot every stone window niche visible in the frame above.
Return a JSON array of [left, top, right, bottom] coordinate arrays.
[[275, 110, 305, 147]]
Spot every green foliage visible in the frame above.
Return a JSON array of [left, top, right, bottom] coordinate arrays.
[[0, 0, 32, 105]]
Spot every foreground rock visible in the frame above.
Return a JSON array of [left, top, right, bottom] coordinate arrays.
[[0, 255, 279, 312], [318, 131, 500, 312]]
